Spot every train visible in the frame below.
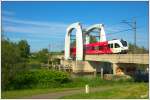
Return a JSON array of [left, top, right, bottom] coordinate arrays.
[[70, 39, 128, 58]]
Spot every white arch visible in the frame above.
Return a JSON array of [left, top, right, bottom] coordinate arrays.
[[85, 34, 90, 44], [85, 24, 106, 42], [64, 22, 83, 60]]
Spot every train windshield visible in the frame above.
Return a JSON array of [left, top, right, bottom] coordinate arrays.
[[120, 40, 127, 47]]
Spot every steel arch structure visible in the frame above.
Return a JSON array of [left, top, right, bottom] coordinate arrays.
[[64, 22, 84, 61], [64, 23, 106, 61]]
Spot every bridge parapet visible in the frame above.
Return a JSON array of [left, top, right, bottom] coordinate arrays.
[[53, 54, 148, 75], [85, 54, 149, 64], [53, 54, 149, 64]]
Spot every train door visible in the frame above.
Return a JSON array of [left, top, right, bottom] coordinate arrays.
[[113, 43, 122, 53], [108, 43, 121, 53], [108, 43, 114, 53]]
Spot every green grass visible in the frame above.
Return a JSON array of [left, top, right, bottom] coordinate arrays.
[[1, 87, 80, 99], [61, 83, 149, 99], [2, 76, 148, 99], [1, 77, 109, 99], [61, 76, 133, 88]]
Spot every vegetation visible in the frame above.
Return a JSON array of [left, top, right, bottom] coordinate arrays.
[[1, 35, 63, 91], [2, 78, 148, 99], [2, 88, 80, 99], [6, 71, 134, 90], [128, 43, 148, 53], [61, 76, 133, 88], [1, 34, 149, 99], [90, 35, 97, 43], [61, 82, 148, 99], [6, 69, 70, 90], [1, 36, 30, 90], [70, 34, 97, 47], [18, 40, 30, 59], [30, 48, 49, 64]]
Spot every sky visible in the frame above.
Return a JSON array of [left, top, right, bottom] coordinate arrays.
[[2, 1, 149, 52]]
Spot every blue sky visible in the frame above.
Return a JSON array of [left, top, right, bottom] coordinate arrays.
[[2, 1, 148, 52]]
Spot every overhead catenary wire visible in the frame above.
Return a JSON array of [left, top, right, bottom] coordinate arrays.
[[40, 15, 148, 51], [90, 25, 145, 37], [90, 28, 133, 37]]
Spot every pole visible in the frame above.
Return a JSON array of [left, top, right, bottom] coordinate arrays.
[[121, 17, 137, 54], [85, 84, 89, 94], [133, 18, 136, 54], [101, 67, 103, 79], [48, 43, 51, 68]]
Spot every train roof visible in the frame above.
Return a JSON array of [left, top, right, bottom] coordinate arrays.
[[108, 39, 126, 43]]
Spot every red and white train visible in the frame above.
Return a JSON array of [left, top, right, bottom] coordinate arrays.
[[71, 39, 128, 58]]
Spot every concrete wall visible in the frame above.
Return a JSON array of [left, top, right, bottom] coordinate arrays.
[[60, 60, 112, 74], [60, 59, 148, 76], [85, 54, 149, 64], [61, 60, 95, 73]]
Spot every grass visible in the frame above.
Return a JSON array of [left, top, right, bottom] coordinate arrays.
[[2, 76, 149, 99], [61, 82, 149, 99], [1, 77, 108, 98], [1, 87, 80, 99], [61, 76, 133, 88]]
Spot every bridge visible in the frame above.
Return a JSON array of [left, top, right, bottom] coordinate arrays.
[[54, 54, 149, 75], [54, 54, 148, 64], [54, 22, 149, 76], [85, 54, 148, 64]]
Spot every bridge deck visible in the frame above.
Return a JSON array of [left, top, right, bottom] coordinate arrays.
[[54, 54, 149, 64], [85, 54, 149, 64]]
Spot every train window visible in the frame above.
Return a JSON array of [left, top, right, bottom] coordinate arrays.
[[109, 44, 113, 48], [108, 44, 111, 48], [92, 46, 95, 50], [111, 44, 113, 48], [115, 43, 120, 48], [99, 46, 103, 50], [86, 46, 91, 50], [94, 46, 99, 50], [120, 40, 127, 46]]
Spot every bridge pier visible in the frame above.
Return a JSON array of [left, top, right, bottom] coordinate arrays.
[[112, 63, 118, 75], [112, 63, 126, 75]]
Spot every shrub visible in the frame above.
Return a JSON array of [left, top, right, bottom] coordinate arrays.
[[61, 77, 111, 88], [133, 72, 149, 82], [7, 69, 71, 90]]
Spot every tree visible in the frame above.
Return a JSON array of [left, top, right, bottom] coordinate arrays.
[[1, 36, 31, 90], [18, 40, 30, 58], [71, 40, 76, 47], [1, 38, 26, 90], [70, 34, 97, 48], [90, 35, 97, 43], [36, 48, 49, 64], [128, 43, 148, 54]]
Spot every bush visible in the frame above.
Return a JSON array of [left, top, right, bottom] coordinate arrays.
[[27, 63, 41, 69], [61, 77, 111, 88], [133, 72, 149, 82], [7, 70, 71, 90], [112, 75, 133, 82], [104, 74, 134, 82]]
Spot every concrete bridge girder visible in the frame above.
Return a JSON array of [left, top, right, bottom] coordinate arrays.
[[55, 54, 148, 68], [64, 23, 107, 61], [85, 54, 149, 64]]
